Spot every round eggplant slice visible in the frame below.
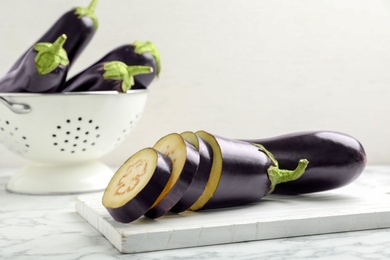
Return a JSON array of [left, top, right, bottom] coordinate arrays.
[[102, 148, 172, 223], [190, 131, 309, 211], [144, 133, 200, 219], [170, 131, 214, 213]]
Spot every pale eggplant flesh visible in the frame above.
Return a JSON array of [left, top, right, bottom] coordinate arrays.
[[144, 133, 200, 219], [102, 148, 172, 223], [170, 131, 213, 213]]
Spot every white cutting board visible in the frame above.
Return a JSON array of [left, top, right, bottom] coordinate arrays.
[[75, 166, 390, 254]]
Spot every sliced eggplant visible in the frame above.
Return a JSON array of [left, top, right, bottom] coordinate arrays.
[[190, 131, 309, 211], [144, 133, 200, 219], [102, 148, 172, 223], [170, 131, 213, 213]]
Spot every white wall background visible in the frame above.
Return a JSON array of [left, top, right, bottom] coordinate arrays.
[[0, 0, 390, 167]]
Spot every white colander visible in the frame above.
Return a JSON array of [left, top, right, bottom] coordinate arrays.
[[0, 90, 148, 194]]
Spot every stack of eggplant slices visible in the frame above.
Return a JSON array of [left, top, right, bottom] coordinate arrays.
[[102, 130, 367, 223], [0, 0, 161, 94]]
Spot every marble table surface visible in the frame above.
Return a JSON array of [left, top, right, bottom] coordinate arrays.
[[1, 165, 390, 260]]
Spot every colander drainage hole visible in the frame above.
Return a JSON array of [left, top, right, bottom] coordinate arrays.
[[113, 115, 141, 146], [128, 114, 140, 129], [52, 117, 101, 154], [0, 119, 30, 154]]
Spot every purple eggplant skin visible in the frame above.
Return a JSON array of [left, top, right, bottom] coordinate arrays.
[[0, 35, 69, 93], [67, 42, 161, 90], [104, 149, 173, 224], [144, 139, 200, 219], [198, 132, 275, 210], [170, 132, 214, 213], [61, 63, 120, 92], [244, 131, 367, 194], [192, 131, 308, 211], [60, 61, 153, 93], [7, 0, 98, 72]]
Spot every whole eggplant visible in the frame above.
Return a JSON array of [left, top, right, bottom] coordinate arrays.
[[190, 131, 309, 210], [0, 34, 69, 93], [244, 131, 367, 194], [7, 0, 98, 72], [62, 41, 161, 92], [61, 61, 153, 93]]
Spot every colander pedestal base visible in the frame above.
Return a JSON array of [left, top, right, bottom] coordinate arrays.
[[6, 161, 114, 195]]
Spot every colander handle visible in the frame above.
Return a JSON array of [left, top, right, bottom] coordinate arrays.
[[0, 96, 31, 114]]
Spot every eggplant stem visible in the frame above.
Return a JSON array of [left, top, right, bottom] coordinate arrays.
[[267, 159, 309, 194], [103, 61, 153, 92], [51, 34, 67, 53], [33, 34, 69, 75], [253, 143, 308, 194], [254, 143, 278, 167], [133, 40, 162, 77], [75, 0, 99, 29], [88, 0, 99, 11]]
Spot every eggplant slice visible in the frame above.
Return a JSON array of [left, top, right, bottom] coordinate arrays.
[[144, 133, 200, 219], [170, 131, 214, 213], [102, 148, 172, 223]]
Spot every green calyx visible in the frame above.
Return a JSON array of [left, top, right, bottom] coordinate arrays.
[[133, 40, 161, 77], [103, 61, 153, 92], [267, 159, 309, 194], [34, 34, 69, 75], [254, 143, 309, 194], [75, 0, 99, 29]]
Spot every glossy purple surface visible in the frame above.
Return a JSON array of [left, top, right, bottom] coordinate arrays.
[[63, 45, 157, 92], [106, 151, 172, 223], [201, 133, 273, 210], [145, 140, 200, 219], [8, 9, 96, 72], [171, 136, 213, 213], [245, 131, 367, 194], [0, 48, 68, 93], [61, 63, 121, 92]]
